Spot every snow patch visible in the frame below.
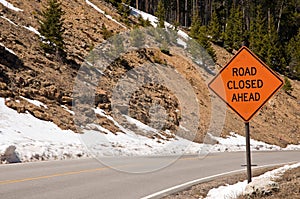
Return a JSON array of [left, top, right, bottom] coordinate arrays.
[[0, 98, 88, 163], [20, 96, 48, 108], [85, 0, 126, 28], [23, 26, 41, 36], [0, 42, 16, 55], [204, 162, 300, 199], [0, 0, 23, 12], [130, 7, 158, 27], [0, 16, 18, 26], [61, 105, 74, 115], [209, 132, 281, 152]]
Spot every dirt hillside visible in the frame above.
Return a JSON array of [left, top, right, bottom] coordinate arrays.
[[0, 0, 299, 147]]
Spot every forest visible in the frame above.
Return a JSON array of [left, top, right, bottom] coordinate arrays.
[[106, 0, 300, 80]]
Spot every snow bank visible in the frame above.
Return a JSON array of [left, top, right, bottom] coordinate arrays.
[[84, 109, 203, 156], [0, 98, 88, 163], [209, 132, 281, 152], [0, 0, 23, 12], [204, 162, 300, 199], [1, 96, 299, 164]]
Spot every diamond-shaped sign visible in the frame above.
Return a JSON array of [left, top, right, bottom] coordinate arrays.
[[209, 46, 284, 121]]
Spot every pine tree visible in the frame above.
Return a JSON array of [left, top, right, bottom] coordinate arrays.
[[155, 0, 165, 28], [190, 15, 201, 39], [208, 11, 221, 43], [118, 0, 131, 25], [189, 15, 216, 62], [223, 6, 234, 51], [249, 5, 267, 60], [287, 28, 300, 79], [223, 5, 244, 51], [197, 26, 216, 62], [38, 0, 65, 57], [265, 15, 283, 72]]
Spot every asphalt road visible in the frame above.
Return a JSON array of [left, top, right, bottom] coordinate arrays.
[[0, 151, 299, 199]]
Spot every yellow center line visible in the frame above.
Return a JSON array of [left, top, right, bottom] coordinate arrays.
[[0, 166, 109, 185]]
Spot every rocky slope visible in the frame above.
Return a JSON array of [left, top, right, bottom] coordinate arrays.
[[0, 0, 299, 147]]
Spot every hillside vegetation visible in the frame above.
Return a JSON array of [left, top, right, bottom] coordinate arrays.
[[0, 0, 299, 147], [124, 0, 300, 80]]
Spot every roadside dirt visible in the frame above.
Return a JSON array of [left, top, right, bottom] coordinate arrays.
[[162, 166, 282, 199]]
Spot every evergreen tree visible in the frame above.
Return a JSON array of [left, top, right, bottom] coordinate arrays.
[[287, 28, 300, 79], [265, 15, 283, 72], [223, 6, 235, 51], [283, 76, 293, 93], [190, 15, 201, 39], [39, 0, 65, 57], [155, 0, 165, 28], [249, 5, 268, 60], [208, 11, 221, 43], [223, 5, 244, 51], [118, 0, 131, 25], [189, 16, 216, 62]]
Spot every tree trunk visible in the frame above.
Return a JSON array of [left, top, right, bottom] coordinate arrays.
[[185, 0, 188, 27], [277, 0, 284, 33], [145, 0, 148, 13], [268, 8, 271, 34], [177, 0, 180, 24]]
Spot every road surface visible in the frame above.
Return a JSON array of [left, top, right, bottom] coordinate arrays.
[[0, 151, 299, 199]]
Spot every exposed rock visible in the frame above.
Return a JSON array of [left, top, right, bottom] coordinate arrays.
[[1, 145, 21, 163], [61, 96, 73, 105]]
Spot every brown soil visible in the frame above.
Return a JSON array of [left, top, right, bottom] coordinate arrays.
[[0, 0, 299, 146]]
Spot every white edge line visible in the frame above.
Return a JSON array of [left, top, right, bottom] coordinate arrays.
[[140, 161, 297, 199]]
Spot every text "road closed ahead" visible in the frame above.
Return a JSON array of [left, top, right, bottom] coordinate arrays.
[[227, 67, 263, 102]]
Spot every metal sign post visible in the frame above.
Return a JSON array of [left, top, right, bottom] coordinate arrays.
[[245, 122, 252, 183]]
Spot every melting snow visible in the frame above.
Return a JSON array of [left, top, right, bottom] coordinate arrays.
[[0, 98, 87, 163], [20, 96, 48, 108], [61, 105, 74, 115], [1, 97, 299, 163], [0, 0, 23, 12], [204, 162, 300, 199], [130, 6, 158, 27], [0, 42, 16, 55], [209, 132, 281, 152], [85, 0, 126, 28], [23, 26, 41, 36], [0, 16, 18, 26]]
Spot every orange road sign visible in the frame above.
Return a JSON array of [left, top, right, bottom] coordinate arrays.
[[208, 46, 284, 121]]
